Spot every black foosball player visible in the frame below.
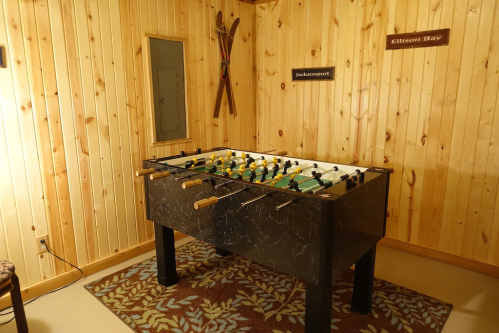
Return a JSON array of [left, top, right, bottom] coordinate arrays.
[[311, 166, 339, 186], [288, 179, 301, 192], [260, 167, 269, 182], [283, 160, 299, 175], [271, 164, 280, 178], [249, 170, 258, 182], [245, 156, 255, 168]]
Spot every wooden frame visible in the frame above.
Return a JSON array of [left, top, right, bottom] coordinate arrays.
[[143, 34, 192, 147], [0, 45, 5, 68]]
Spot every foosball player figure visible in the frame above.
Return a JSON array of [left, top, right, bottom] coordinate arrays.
[[283, 160, 299, 175], [237, 165, 246, 179], [207, 166, 218, 174], [245, 156, 255, 168], [272, 164, 280, 178], [260, 167, 269, 182], [288, 179, 301, 192], [223, 168, 234, 177], [311, 167, 337, 186]]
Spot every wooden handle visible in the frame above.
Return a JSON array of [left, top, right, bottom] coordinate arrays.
[[182, 179, 203, 189], [194, 196, 219, 210], [275, 151, 288, 156], [135, 168, 155, 177], [149, 171, 171, 180]]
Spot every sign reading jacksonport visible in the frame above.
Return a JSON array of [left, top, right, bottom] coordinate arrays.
[[386, 28, 450, 50], [292, 67, 335, 82]]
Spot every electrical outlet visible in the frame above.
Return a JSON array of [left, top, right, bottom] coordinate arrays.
[[35, 235, 48, 255]]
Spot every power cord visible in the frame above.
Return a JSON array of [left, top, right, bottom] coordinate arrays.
[[0, 239, 84, 326]]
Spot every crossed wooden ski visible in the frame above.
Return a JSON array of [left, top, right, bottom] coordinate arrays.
[[214, 11, 239, 118]]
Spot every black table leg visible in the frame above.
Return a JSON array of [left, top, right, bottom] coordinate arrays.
[[155, 223, 178, 287], [305, 282, 333, 333], [11, 274, 28, 333], [215, 247, 232, 257], [351, 245, 376, 314]]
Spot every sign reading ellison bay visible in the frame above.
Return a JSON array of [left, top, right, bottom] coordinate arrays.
[[386, 28, 450, 50], [292, 67, 335, 81]]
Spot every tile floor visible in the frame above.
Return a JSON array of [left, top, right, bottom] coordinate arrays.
[[1, 237, 498, 333]]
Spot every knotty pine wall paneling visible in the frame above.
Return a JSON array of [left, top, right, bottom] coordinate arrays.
[[0, 0, 256, 291], [255, 0, 499, 268]]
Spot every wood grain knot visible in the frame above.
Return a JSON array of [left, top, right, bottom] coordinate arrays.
[[421, 134, 427, 145], [278, 20, 282, 27], [346, 60, 350, 68], [384, 155, 389, 163], [278, 130, 283, 137], [390, 168, 395, 173], [281, 83, 285, 90], [385, 131, 391, 141], [311, 49, 316, 56]]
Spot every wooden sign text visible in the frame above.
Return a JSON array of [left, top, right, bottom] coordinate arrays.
[[292, 67, 335, 82], [386, 29, 450, 50]]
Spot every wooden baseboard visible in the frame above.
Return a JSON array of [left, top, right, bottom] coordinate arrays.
[[0, 232, 189, 310], [379, 237, 499, 278]]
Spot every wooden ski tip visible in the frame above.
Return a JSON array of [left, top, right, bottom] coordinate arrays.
[[216, 11, 223, 25]]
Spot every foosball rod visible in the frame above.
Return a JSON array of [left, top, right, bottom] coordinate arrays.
[[182, 151, 235, 167], [189, 152, 250, 170], [188, 150, 286, 170], [240, 191, 276, 207], [262, 163, 318, 185], [194, 188, 247, 209], [182, 149, 275, 168], [282, 167, 338, 189], [240, 166, 316, 208], [311, 170, 361, 194], [274, 170, 361, 210]]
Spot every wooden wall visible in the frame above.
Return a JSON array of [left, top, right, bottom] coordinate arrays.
[[0, 0, 255, 289], [255, 0, 499, 266]]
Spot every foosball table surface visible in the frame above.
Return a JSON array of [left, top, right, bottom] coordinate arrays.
[[152, 148, 371, 198]]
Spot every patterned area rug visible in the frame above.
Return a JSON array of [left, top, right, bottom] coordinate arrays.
[[85, 240, 452, 333]]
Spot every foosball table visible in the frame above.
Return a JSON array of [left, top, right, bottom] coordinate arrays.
[[137, 148, 390, 333]]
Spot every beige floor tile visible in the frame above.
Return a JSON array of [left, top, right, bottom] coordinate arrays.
[[1, 237, 498, 333]]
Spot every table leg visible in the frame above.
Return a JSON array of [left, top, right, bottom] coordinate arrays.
[[154, 223, 178, 287], [215, 247, 232, 257], [11, 274, 29, 333], [305, 282, 333, 333], [351, 245, 376, 315]]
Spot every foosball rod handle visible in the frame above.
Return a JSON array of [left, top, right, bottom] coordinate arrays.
[[135, 168, 155, 177], [149, 171, 171, 180], [275, 151, 287, 156], [194, 196, 219, 210], [182, 178, 203, 189]]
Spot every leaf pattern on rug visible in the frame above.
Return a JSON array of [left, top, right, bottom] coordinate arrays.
[[85, 239, 452, 333]]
